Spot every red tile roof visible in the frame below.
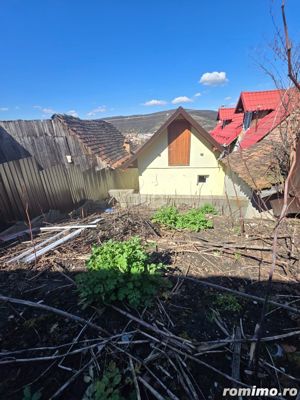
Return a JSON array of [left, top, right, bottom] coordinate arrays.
[[217, 107, 235, 121], [211, 89, 300, 149], [211, 113, 243, 146], [239, 89, 299, 149], [222, 89, 300, 190], [235, 89, 284, 113]]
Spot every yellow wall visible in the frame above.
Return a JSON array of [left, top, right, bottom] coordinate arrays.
[[112, 168, 139, 191], [137, 127, 226, 196]]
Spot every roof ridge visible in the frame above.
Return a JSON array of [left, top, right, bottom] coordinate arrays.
[[240, 89, 284, 95]]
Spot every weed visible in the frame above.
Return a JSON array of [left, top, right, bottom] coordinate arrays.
[[151, 206, 179, 228], [152, 205, 215, 232], [234, 252, 241, 261], [22, 386, 42, 400], [177, 208, 213, 231], [83, 362, 127, 400], [76, 237, 170, 308], [214, 294, 242, 313], [199, 203, 218, 215], [232, 226, 241, 235]]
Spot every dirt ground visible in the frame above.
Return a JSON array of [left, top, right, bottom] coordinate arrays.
[[0, 207, 300, 400]]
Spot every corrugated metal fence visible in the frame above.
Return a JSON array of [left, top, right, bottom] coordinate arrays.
[[0, 157, 138, 223]]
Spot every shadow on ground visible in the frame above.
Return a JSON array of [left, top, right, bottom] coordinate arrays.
[[0, 266, 299, 400]]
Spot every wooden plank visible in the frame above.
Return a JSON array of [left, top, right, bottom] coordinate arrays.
[[40, 169, 58, 209], [168, 120, 191, 166], [52, 165, 66, 208], [26, 157, 49, 212], [48, 166, 62, 208], [18, 158, 40, 216], [0, 174, 14, 221], [39, 170, 55, 209], [0, 162, 24, 219]]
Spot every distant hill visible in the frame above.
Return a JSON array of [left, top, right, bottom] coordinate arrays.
[[104, 109, 217, 137]]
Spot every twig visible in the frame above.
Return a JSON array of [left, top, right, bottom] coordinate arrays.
[[0, 343, 105, 365], [110, 304, 195, 350], [0, 294, 108, 334], [177, 276, 300, 315], [138, 376, 165, 400], [129, 356, 141, 400], [231, 327, 242, 383], [50, 347, 104, 399]]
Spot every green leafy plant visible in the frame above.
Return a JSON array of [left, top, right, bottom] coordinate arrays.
[[214, 294, 242, 313], [22, 386, 42, 400], [152, 205, 214, 232], [151, 206, 179, 228], [82, 362, 125, 400], [199, 203, 218, 215], [177, 208, 213, 231], [76, 237, 169, 308]]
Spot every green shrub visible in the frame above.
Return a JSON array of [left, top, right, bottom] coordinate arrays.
[[214, 294, 242, 313], [76, 237, 169, 308], [152, 205, 214, 232]]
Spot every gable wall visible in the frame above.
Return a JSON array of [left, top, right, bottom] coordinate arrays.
[[137, 127, 226, 196]]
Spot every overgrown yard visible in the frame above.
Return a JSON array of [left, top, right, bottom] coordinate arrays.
[[0, 206, 300, 399]]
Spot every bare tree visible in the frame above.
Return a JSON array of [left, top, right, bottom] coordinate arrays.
[[250, 0, 300, 374]]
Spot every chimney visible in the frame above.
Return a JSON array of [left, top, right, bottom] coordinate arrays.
[[123, 139, 131, 153]]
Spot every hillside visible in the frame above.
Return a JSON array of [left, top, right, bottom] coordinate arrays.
[[104, 109, 217, 136]]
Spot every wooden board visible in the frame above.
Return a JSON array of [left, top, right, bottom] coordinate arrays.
[[168, 120, 191, 166]]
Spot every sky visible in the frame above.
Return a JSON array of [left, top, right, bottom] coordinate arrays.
[[0, 0, 300, 120]]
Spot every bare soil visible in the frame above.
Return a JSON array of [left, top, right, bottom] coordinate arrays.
[[0, 207, 299, 399]]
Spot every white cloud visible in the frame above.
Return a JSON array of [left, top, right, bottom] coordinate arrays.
[[66, 110, 78, 117], [42, 107, 56, 114], [199, 71, 228, 86], [0, 107, 8, 111], [33, 105, 56, 114], [143, 99, 167, 106], [171, 96, 193, 104], [224, 96, 232, 101], [87, 105, 107, 116], [194, 92, 201, 97]]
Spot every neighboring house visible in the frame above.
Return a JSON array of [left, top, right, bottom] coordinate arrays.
[[211, 88, 300, 215], [0, 115, 137, 224], [209, 107, 243, 148], [0, 114, 131, 170], [211, 89, 288, 150]]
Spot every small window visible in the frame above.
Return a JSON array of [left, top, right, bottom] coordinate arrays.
[[243, 112, 252, 130], [197, 175, 208, 184]]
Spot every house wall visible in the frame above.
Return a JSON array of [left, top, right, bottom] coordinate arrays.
[[223, 167, 263, 218], [137, 127, 225, 196], [135, 126, 264, 218]]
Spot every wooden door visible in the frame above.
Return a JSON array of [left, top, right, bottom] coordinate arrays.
[[168, 120, 191, 166]]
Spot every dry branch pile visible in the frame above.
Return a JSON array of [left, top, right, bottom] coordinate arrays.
[[0, 208, 300, 399]]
